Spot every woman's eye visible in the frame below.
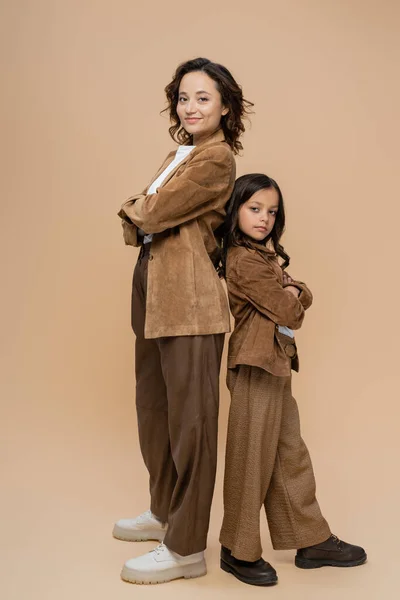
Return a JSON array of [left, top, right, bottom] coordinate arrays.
[[178, 96, 187, 103], [250, 207, 259, 212], [199, 97, 209, 102], [270, 210, 277, 216]]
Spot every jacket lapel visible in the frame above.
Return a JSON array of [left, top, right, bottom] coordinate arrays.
[[144, 151, 176, 193]]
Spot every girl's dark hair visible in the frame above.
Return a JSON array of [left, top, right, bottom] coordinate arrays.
[[218, 173, 290, 277], [163, 57, 253, 155]]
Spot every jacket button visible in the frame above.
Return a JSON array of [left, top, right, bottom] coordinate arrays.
[[284, 344, 296, 358]]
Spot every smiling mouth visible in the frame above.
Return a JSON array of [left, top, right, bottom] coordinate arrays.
[[185, 118, 201, 123]]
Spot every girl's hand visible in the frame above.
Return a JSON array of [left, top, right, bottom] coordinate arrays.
[[282, 271, 293, 286], [284, 285, 300, 298]]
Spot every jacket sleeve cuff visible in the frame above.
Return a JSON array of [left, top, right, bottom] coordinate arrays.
[[286, 282, 313, 310], [121, 220, 139, 247], [118, 208, 132, 222]]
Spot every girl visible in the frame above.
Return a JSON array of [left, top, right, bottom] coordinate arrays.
[[218, 174, 366, 586], [114, 58, 252, 585]]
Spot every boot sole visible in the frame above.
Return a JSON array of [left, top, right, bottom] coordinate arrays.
[[220, 559, 278, 586], [112, 524, 166, 542], [295, 554, 367, 569], [121, 559, 207, 584]]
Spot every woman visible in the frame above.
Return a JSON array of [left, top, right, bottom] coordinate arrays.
[[114, 57, 252, 585]]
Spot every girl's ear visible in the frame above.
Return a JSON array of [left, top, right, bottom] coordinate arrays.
[[222, 106, 229, 116]]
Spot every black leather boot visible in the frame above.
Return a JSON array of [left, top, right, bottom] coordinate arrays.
[[295, 534, 367, 568], [220, 546, 278, 586]]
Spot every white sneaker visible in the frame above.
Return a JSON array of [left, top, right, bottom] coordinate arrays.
[[121, 542, 207, 584], [113, 510, 167, 542]]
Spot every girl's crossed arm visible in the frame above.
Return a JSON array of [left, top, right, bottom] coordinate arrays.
[[232, 250, 310, 330], [282, 271, 313, 310]]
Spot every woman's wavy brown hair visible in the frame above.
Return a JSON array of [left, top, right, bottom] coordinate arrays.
[[163, 57, 253, 155]]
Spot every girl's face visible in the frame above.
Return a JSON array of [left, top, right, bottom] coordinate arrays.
[[238, 188, 279, 242], [176, 71, 228, 144]]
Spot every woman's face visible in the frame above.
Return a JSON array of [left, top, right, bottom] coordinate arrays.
[[176, 71, 228, 144]]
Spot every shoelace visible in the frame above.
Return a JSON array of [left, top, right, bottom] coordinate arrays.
[[152, 543, 166, 556], [331, 534, 342, 548]]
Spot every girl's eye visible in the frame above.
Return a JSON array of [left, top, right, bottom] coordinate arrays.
[[250, 207, 259, 212], [178, 96, 187, 103], [198, 97, 209, 102], [270, 210, 277, 216]]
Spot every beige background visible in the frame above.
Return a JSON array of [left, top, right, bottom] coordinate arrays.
[[1, 1, 399, 598]]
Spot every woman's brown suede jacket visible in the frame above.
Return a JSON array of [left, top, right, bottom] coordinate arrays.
[[118, 129, 235, 339]]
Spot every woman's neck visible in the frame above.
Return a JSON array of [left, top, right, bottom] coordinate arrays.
[[192, 127, 222, 146]]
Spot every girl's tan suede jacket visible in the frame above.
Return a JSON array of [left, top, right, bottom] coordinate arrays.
[[226, 244, 313, 376]]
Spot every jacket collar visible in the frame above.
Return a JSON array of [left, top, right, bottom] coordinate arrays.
[[245, 239, 277, 257], [146, 128, 227, 193], [193, 127, 226, 148]]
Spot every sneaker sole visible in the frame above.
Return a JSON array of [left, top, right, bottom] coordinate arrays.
[[121, 559, 207, 584], [220, 559, 278, 586], [295, 554, 367, 569], [112, 525, 166, 542]]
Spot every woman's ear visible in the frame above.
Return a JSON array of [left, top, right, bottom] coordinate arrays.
[[222, 106, 229, 116]]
